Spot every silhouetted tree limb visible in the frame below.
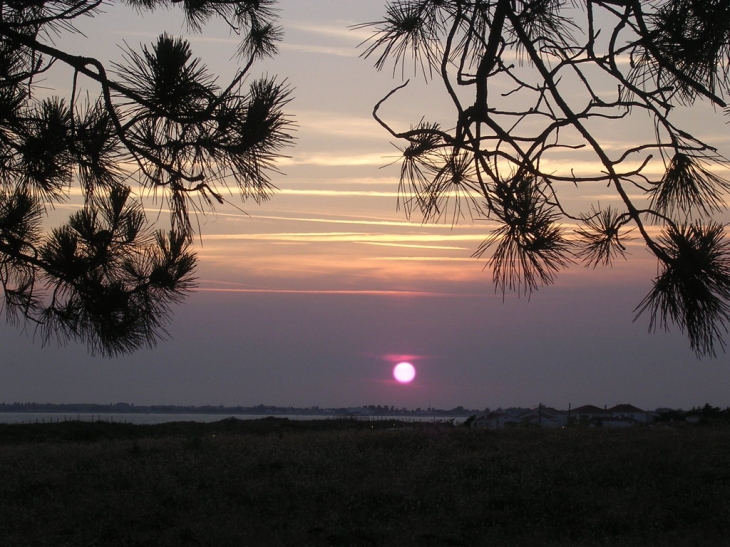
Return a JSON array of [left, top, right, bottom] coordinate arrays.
[[0, 0, 293, 355], [358, 0, 730, 357]]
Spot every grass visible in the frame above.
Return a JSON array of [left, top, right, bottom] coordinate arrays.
[[1, 418, 730, 546]]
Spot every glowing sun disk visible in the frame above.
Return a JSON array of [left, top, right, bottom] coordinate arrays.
[[393, 362, 416, 383]]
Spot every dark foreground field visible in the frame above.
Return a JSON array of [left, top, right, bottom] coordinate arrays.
[[1, 418, 729, 547]]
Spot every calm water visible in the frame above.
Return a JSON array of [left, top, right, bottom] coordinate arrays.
[[0, 413, 328, 425], [0, 413, 465, 425]]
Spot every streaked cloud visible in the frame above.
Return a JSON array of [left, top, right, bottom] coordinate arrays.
[[279, 153, 388, 167], [249, 214, 445, 229], [203, 232, 487, 243], [194, 287, 459, 297], [276, 188, 397, 197], [286, 20, 372, 42], [373, 256, 477, 261], [356, 242, 468, 250], [280, 42, 357, 58], [294, 110, 386, 140]]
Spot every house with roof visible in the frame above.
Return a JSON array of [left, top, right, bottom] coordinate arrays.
[[568, 404, 611, 426], [472, 406, 568, 428], [471, 403, 652, 428], [608, 404, 651, 424], [517, 406, 568, 428], [567, 404, 651, 427]]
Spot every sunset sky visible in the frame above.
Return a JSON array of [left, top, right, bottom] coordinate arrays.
[[2, 0, 730, 411]]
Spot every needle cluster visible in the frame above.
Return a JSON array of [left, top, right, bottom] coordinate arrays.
[[0, 0, 293, 355]]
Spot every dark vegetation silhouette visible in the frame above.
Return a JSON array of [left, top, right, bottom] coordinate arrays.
[[3, 418, 730, 546], [0, 0, 293, 355], [356, 0, 730, 357]]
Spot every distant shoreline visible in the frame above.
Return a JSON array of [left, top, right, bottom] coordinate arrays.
[[0, 402, 480, 419], [4, 402, 723, 426], [0, 412, 472, 426]]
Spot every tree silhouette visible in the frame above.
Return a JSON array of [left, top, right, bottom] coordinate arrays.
[[0, 1, 293, 355], [357, 0, 730, 357]]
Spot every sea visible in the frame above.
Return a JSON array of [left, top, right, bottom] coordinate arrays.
[[0, 413, 465, 425]]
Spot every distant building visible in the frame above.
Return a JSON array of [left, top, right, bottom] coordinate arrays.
[[471, 403, 652, 429], [608, 404, 650, 424], [472, 406, 567, 429], [567, 404, 651, 427], [516, 406, 567, 428], [569, 405, 611, 426]]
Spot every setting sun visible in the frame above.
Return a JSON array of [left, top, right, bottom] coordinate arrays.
[[393, 362, 416, 384]]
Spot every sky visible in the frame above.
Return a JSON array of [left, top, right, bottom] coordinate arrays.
[[1, 0, 730, 411]]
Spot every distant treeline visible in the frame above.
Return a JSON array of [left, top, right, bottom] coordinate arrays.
[[656, 404, 730, 425], [0, 402, 481, 417]]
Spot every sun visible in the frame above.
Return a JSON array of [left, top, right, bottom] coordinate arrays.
[[393, 362, 416, 384]]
